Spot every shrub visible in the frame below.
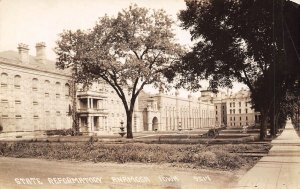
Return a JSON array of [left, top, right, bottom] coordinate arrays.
[[45, 129, 76, 136]]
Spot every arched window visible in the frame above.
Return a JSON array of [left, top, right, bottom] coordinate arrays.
[[65, 83, 70, 97], [32, 78, 38, 91], [55, 82, 61, 98], [14, 75, 21, 89], [1, 73, 8, 87], [44, 80, 50, 97]]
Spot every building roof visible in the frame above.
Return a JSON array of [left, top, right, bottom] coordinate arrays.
[[0, 50, 71, 76]]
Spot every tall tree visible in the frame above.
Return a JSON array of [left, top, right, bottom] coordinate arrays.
[[55, 5, 183, 138], [176, 0, 300, 139]]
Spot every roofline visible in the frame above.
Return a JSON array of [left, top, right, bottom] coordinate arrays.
[[0, 57, 72, 78]]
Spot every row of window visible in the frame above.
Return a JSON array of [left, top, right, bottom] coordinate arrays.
[[230, 122, 249, 127], [1, 96, 67, 105], [229, 116, 248, 121], [229, 109, 249, 114], [229, 101, 248, 108], [1, 73, 70, 95], [1, 111, 66, 119]]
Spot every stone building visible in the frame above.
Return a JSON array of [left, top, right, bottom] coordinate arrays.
[[225, 88, 260, 127], [0, 43, 72, 134], [138, 89, 216, 131]]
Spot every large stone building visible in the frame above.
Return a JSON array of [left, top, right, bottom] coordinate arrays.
[[138, 89, 216, 131], [0, 43, 72, 133], [214, 88, 260, 127]]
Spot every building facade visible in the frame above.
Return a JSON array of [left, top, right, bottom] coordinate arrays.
[[216, 88, 260, 127], [0, 43, 72, 133], [0, 43, 260, 136], [138, 90, 216, 131]]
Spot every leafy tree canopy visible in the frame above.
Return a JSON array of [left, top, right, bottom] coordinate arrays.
[[176, 0, 300, 139], [55, 5, 184, 138]]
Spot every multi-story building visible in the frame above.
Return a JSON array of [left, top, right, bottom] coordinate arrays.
[[225, 88, 260, 127], [0, 43, 72, 134]]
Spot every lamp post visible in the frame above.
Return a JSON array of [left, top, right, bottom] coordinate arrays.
[[119, 120, 126, 137], [178, 121, 182, 132]]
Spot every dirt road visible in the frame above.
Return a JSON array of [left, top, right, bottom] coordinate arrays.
[[0, 157, 239, 189]]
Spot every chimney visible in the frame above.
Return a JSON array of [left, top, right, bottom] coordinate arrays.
[[35, 42, 46, 63], [18, 43, 29, 63]]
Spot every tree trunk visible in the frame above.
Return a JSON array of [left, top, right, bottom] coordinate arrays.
[[70, 79, 79, 135], [260, 112, 268, 140], [126, 110, 133, 139], [270, 111, 276, 137]]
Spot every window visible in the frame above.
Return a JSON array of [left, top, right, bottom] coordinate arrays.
[[1, 73, 8, 87], [1, 99, 8, 103], [15, 115, 22, 119], [2, 115, 8, 119], [239, 109, 241, 114], [239, 102, 241, 107], [245, 109, 248, 113], [216, 111, 218, 115], [65, 83, 70, 97], [15, 100, 21, 104], [32, 78, 38, 91], [233, 102, 235, 107], [55, 82, 61, 98], [234, 117, 235, 121], [246, 116, 248, 121], [45, 80, 50, 97], [33, 115, 39, 119], [245, 102, 248, 107], [14, 75, 21, 89], [33, 101, 38, 105], [230, 103, 232, 107], [230, 117, 232, 121], [240, 117, 242, 121], [233, 109, 235, 114], [56, 111, 61, 116]]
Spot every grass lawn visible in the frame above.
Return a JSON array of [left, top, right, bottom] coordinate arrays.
[[0, 141, 271, 171]]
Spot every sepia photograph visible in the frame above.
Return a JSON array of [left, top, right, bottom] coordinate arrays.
[[0, 0, 300, 188]]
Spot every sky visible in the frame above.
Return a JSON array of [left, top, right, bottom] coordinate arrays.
[[1, 0, 299, 96]]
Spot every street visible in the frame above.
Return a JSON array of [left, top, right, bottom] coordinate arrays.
[[0, 157, 238, 189]]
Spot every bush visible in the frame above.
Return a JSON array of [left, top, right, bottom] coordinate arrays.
[[45, 128, 76, 136]]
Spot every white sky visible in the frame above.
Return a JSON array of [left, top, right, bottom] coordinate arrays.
[[1, 0, 298, 96]]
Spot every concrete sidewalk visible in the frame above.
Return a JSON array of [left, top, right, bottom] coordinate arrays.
[[232, 120, 300, 189]]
